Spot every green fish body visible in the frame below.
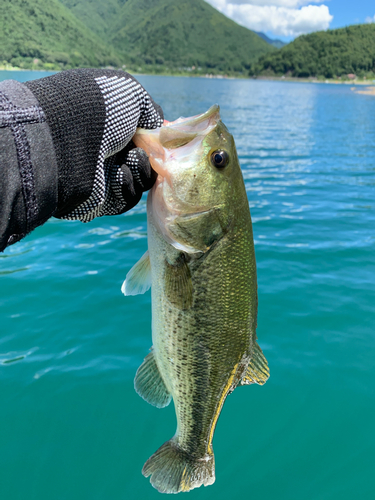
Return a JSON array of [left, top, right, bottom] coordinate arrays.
[[123, 106, 269, 493]]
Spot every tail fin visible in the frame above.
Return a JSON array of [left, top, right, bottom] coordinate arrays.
[[142, 439, 215, 493]]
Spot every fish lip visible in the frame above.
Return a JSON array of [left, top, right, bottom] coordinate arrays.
[[165, 104, 220, 131], [157, 105, 220, 151]]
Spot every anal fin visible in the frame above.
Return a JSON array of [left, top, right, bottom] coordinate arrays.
[[241, 342, 270, 386], [134, 350, 171, 408]]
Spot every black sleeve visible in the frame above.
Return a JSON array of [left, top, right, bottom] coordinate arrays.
[[0, 79, 58, 252], [0, 69, 163, 253]]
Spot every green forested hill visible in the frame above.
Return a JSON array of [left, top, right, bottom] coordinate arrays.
[[3, 0, 375, 77], [251, 24, 375, 78], [59, 0, 275, 74], [58, 0, 123, 41], [2, 0, 275, 74], [110, 0, 274, 73], [0, 0, 120, 69]]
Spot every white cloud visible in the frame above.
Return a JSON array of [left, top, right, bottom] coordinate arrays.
[[228, 0, 324, 7], [365, 14, 375, 23], [205, 0, 333, 37]]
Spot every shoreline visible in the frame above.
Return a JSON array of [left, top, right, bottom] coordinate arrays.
[[252, 75, 375, 86], [1, 67, 375, 88], [351, 86, 375, 96]]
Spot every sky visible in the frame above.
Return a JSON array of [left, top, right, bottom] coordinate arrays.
[[204, 0, 375, 41]]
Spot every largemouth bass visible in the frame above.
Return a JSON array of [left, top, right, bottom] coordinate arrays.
[[122, 105, 269, 493]]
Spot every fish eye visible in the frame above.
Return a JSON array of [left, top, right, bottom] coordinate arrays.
[[211, 150, 229, 169]]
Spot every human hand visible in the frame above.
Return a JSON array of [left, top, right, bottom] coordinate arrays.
[[26, 69, 163, 222]]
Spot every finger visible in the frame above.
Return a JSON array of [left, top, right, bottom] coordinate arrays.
[[110, 143, 157, 213], [122, 146, 158, 192], [113, 164, 143, 213], [138, 93, 164, 130]]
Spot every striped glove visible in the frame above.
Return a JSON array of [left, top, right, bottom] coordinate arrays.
[[25, 69, 164, 222]]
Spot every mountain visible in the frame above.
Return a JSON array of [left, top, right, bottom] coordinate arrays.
[[110, 0, 275, 73], [2, 0, 275, 74], [0, 0, 120, 70], [250, 24, 375, 78], [255, 32, 285, 49], [59, 0, 276, 74], [58, 0, 123, 41]]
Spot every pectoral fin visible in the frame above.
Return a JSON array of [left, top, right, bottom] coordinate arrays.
[[241, 342, 270, 386], [164, 254, 193, 310], [121, 251, 151, 296], [135, 350, 171, 408]]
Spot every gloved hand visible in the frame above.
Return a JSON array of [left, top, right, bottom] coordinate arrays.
[[25, 69, 164, 222]]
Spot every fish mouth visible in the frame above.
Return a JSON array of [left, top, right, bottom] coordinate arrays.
[[133, 105, 221, 178]]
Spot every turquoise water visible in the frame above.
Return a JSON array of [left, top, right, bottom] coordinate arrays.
[[1, 71, 374, 499], [0, 69, 57, 82]]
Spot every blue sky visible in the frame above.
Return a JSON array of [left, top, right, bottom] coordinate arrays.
[[204, 0, 375, 41], [330, 0, 374, 29]]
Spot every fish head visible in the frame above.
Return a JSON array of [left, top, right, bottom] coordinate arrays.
[[133, 105, 247, 254]]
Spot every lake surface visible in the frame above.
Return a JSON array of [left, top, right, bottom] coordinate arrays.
[[1, 71, 374, 500]]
